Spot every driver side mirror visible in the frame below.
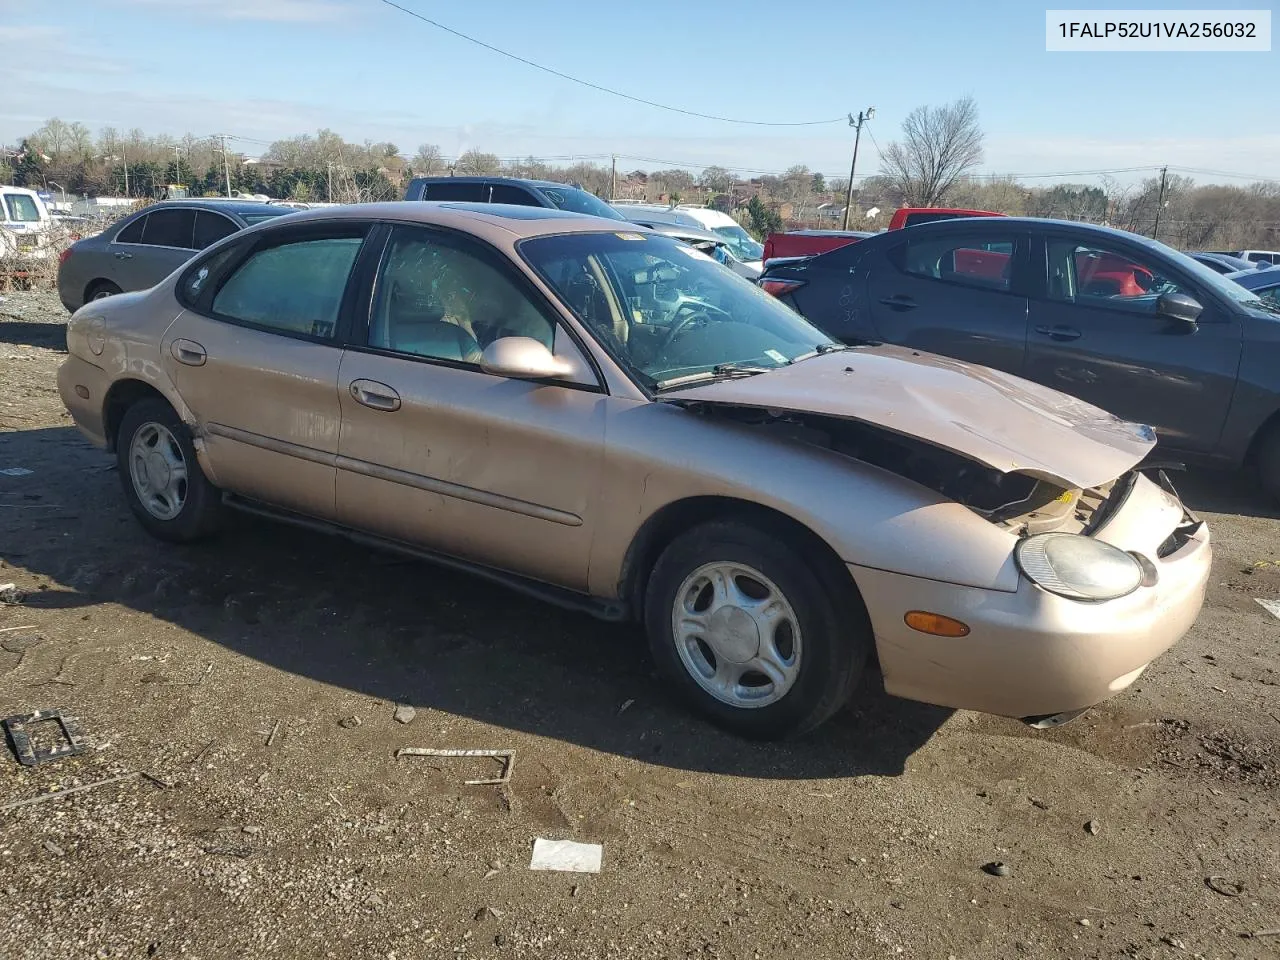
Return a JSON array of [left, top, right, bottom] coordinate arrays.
[[1157, 292, 1203, 330], [480, 337, 575, 380]]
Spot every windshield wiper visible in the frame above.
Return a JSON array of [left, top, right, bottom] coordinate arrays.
[[655, 362, 777, 390]]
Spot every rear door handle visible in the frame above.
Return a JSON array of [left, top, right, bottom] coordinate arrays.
[[113, 251, 133, 260], [878, 295, 917, 310], [350, 379, 401, 412], [170, 339, 206, 366], [1034, 324, 1082, 342]]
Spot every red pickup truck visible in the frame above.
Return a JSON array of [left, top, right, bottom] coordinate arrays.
[[763, 207, 1004, 265]]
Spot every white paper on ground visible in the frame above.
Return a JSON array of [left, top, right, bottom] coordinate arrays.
[[1256, 598, 1280, 621], [0, 468, 32, 477], [529, 838, 603, 873]]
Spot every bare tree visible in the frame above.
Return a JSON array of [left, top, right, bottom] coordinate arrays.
[[455, 149, 500, 175], [697, 165, 733, 193], [411, 143, 442, 176], [880, 97, 984, 207]]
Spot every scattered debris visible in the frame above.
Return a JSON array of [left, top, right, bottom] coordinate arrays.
[[618, 699, 635, 715], [0, 772, 148, 812], [0, 467, 33, 477], [393, 704, 416, 725], [182, 663, 214, 686], [266, 720, 282, 747], [1205, 876, 1245, 897], [396, 747, 514, 785], [140, 772, 174, 789], [474, 906, 505, 921], [1212, 686, 1228, 694], [0, 624, 37, 634], [190, 739, 216, 766], [1160, 935, 1187, 949], [529, 838, 603, 874], [1078, 918, 1091, 927], [1257, 598, 1280, 621], [338, 716, 362, 729], [203, 845, 253, 858], [1085, 819, 1100, 835], [1029, 797, 1049, 810], [42, 840, 65, 857], [2, 708, 89, 766], [1244, 928, 1280, 939], [0, 583, 24, 605], [242, 825, 262, 835], [571, 885, 581, 897], [482, 869, 500, 881], [981, 862, 1010, 878]]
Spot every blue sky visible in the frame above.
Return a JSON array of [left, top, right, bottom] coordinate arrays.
[[3, 0, 1276, 184]]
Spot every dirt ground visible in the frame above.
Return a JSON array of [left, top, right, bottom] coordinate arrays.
[[1, 289, 1278, 960]]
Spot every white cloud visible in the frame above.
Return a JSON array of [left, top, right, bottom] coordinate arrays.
[[121, 0, 348, 22], [0, 25, 131, 77]]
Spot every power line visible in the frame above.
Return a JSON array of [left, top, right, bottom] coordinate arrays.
[[372, 0, 845, 127]]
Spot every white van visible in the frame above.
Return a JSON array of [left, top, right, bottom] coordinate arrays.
[[0, 186, 54, 258]]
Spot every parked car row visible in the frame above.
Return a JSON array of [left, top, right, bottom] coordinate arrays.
[[756, 216, 1280, 499], [56, 199, 1211, 739]]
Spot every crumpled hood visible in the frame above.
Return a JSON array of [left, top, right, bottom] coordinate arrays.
[[661, 346, 1156, 490]]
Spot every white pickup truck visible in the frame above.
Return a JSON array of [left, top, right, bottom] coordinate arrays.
[[0, 185, 55, 259]]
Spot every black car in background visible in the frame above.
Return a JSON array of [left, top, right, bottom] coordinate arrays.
[[758, 217, 1280, 497], [403, 176, 624, 220]]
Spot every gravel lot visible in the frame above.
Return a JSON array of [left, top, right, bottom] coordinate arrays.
[[1, 290, 1278, 960]]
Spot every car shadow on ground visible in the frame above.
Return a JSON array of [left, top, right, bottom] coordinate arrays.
[[0, 319, 68, 351], [1169, 466, 1279, 520], [0, 425, 951, 781]]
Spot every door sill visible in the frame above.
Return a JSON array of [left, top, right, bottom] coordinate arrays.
[[221, 494, 630, 622]]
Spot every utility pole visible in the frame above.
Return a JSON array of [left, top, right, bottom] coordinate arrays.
[[610, 155, 617, 201], [220, 135, 233, 198], [174, 146, 183, 187], [327, 162, 334, 202], [1151, 165, 1168, 240], [841, 107, 875, 231]]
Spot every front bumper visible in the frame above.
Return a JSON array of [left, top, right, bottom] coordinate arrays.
[[854, 473, 1211, 719], [56, 354, 111, 449]]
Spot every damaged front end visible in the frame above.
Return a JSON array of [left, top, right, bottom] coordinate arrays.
[[677, 401, 1124, 535]]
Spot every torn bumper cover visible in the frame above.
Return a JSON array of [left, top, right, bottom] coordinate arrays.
[[853, 472, 1211, 719]]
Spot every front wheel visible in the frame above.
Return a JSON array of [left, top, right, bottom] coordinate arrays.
[[644, 520, 870, 739], [116, 398, 222, 542]]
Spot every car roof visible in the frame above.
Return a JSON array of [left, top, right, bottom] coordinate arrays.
[[135, 199, 292, 217], [250, 201, 639, 239], [879, 215, 1192, 247], [1226, 267, 1280, 289], [406, 176, 588, 191]]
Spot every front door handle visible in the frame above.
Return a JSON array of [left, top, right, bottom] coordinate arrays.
[[1034, 324, 1082, 342], [878, 295, 917, 310], [350, 379, 401, 412], [170, 339, 206, 366], [113, 251, 133, 260]]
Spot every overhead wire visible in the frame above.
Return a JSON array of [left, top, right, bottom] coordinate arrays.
[[372, 0, 845, 127]]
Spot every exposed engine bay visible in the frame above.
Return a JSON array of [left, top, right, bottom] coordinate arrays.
[[682, 403, 1120, 535]]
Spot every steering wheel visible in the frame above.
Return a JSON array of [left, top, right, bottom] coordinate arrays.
[[657, 302, 716, 353]]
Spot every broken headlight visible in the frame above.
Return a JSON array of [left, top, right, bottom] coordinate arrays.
[[1014, 533, 1143, 602]]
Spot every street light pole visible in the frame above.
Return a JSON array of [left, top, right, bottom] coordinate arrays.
[[841, 107, 875, 231]]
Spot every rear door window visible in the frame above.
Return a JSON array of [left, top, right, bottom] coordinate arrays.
[[898, 232, 1018, 292], [3, 193, 42, 222], [194, 211, 240, 249], [141, 209, 196, 249], [421, 182, 488, 202], [211, 231, 365, 339], [489, 184, 543, 207], [115, 215, 147, 244]]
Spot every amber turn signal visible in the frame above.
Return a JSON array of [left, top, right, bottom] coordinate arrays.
[[74, 385, 90, 399], [904, 611, 971, 637]]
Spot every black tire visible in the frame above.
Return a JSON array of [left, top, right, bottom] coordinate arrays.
[[1258, 424, 1280, 502], [86, 280, 122, 302], [116, 397, 222, 542], [643, 519, 870, 740]]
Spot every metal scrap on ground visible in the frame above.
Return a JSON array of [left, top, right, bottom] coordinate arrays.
[[1256, 598, 1280, 621], [0, 772, 154, 812], [529, 838, 604, 874], [2, 708, 89, 766], [395, 747, 514, 785]]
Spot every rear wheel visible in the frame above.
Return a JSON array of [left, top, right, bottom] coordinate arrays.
[[116, 398, 222, 542], [643, 519, 870, 739], [86, 280, 122, 302]]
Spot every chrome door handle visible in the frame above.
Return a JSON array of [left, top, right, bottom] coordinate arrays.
[[113, 251, 133, 260], [170, 339, 206, 366], [878, 295, 917, 310], [350, 379, 401, 412]]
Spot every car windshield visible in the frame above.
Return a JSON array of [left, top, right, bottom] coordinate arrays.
[[1147, 236, 1276, 309], [4, 194, 42, 223], [537, 186, 626, 221], [240, 209, 292, 225], [520, 231, 837, 390], [712, 224, 764, 262]]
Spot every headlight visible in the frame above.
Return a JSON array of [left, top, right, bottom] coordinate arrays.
[[1015, 533, 1144, 602]]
